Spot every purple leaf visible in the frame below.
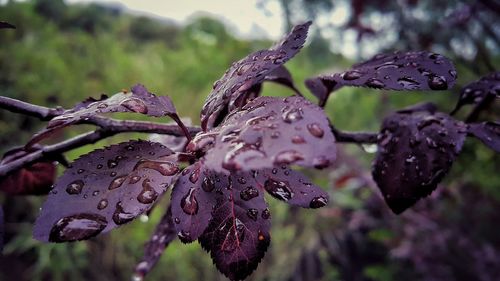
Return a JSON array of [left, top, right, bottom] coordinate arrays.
[[452, 72, 500, 114], [306, 51, 457, 106], [0, 205, 3, 252], [190, 96, 336, 173], [34, 140, 180, 242], [198, 172, 271, 281], [200, 22, 311, 130], [170, 162, 217, 243], [0, 146, 56, 195], [468, 121, 500, 152], [258, 166, 329, 208], [0, 21, 15, 29], [372, 104, 467, 214], [134, 205, 177, 280], [27, 84, 177, 147]]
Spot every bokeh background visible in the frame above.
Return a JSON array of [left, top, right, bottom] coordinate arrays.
[[0, 0, 499, 280]]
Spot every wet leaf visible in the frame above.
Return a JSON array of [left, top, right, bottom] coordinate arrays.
[[199, 172, 271, 281], [468, 121, 500, 152], [171, 162, 217, 243], [258, 166, 329, 208], [34, 140, 180, 242], [0, 146, 56, 195], [134, 205, 177, 280], [191, 96, 336, 173], [201, 22, 311, 130], [452, 72, 500, 114], [0, 21, 15, 29], [27, 84, 177, 147], [306, 51, 457, 106], [372, 104, 467, 214]]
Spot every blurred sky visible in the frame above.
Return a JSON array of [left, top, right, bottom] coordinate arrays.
[[67, 0, 286, 39]]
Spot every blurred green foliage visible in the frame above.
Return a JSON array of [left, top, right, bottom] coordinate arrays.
[[0, 0, 498, 281]]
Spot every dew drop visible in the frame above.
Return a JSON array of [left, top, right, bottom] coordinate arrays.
[[264, 178, 293, 201], [307, 123, 324, 138], [274, 150, 304, 165], [129, 175, 141, 184], [428, 75, 448, 90], [120, 98, 148, 114], [96, 164, 103, 169], [342, 70, 362, 80], [247, 208, 258, 221], [137, 179, 159, 204], [202, 177, 215, 192], [134, 160, 179, 176], [291, 135, 306, 144], [309, 196, 328, 208], [49, 213, 107, 242], [397, 77, 420, 90], [178, 230, 192, 243], [112, 202, 136, 225], [77, 169, 85, 174], [240, 186, 259, 201], [66, 180, 84, 195], [365, 78, 385, 89], [189, 166, 200, 184], [282, 108, 304, 123], [97, 199, 108, 210], [174, 217, 180, 224], [181, 188, 199, 215], [107, 160, 118, 169], [261, 208, 271, 219], [109, 175, 127, 190]]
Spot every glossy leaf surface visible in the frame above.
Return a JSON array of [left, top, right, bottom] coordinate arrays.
[[28, 84, 177, 147], [452, 72, 500, 113], [34, 140, 180, 242], [199, 172, 271, 281], [372, 104, 467, 214], [306, 51, 457, 106], [258, 166, 329, 208], [468, 121, 500, 152], [200, 22, 311, 130], [192, 96, 336, 173]]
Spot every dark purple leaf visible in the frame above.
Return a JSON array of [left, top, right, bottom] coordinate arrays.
[[27, 84, 177, 147], [133, 205, 177, 280], [200, 22, 311, 130], [451, 72, 500, 114], [372, 104, 467, 214], [34, 140, 180, 242], [258, 166, 329, 208], [190, 96, 336, 173], [199, 171, 271, 281], [0, 205, 3, 252], [0, 21, 15, 29], [0, 146, 56, 195], [468, 121, 500, 152], [171, 162, 216, 243], [306, 51, 457, 106]]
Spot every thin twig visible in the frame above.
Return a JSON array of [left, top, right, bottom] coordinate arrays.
[[0, 96, 63, 120], [331, 125, 379, 144], [0, 122, 201, 177]]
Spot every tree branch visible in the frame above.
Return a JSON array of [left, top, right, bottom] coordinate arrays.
[[0, 96, 63, 120], [0, 120, 201, 177], [331, 126, 379, 144]]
